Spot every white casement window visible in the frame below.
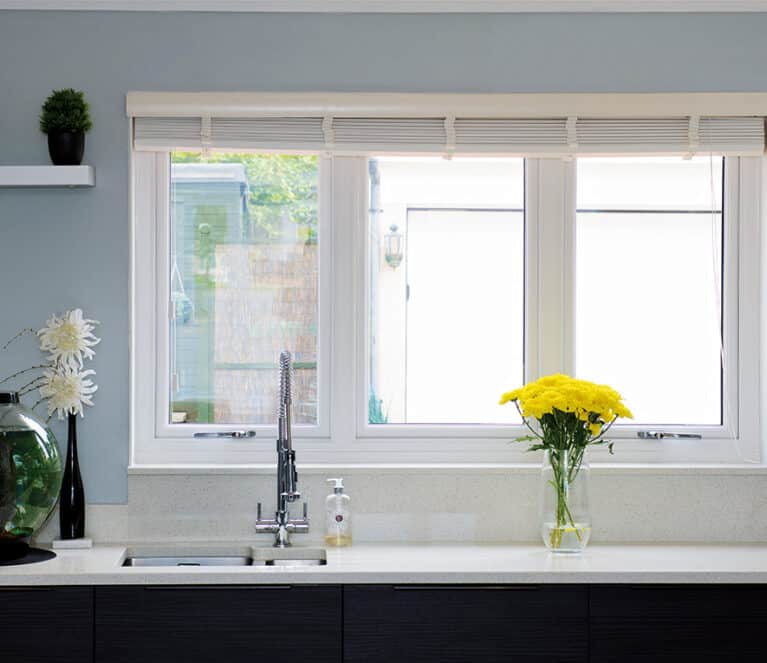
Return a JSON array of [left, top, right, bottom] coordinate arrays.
[[129, 93, 764, 466]]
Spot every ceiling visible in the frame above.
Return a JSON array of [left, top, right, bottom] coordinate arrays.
[[2, 1, 767, 13]]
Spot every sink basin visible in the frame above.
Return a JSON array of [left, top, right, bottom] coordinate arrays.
[[121, 545, 326, 568], [252, 546, 326, 567], [263, 558, 326, 567], [124, 555, 253, 567]]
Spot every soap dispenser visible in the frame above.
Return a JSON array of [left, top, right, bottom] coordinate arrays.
[[325, 478, 352, 547]]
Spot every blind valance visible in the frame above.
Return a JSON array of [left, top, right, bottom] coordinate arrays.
[[129, 93, 766, 156]]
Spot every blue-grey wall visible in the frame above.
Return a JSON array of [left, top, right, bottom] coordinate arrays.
[[1, 10, 766, 503]]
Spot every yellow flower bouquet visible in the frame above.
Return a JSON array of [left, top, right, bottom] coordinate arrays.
[[500, 374, 632, 551]]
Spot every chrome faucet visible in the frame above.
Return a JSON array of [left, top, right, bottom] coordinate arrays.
[[255, 351, 309, 547]]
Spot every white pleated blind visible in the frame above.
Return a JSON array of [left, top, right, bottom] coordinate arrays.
[[575, 117, 765, 154], [133, 114, 765, 156], [331, 118, 447, 152], [134, 117, 327, 150], [454, 118, 570, 151]]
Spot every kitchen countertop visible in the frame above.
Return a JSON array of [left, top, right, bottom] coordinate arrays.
[[3, 542, 767, 585]]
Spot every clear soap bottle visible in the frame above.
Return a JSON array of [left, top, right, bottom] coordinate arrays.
[[324, 478, 352, 547]]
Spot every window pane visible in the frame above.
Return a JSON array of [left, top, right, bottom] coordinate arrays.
[[576, 157, 723, 426], [368, 157, 524, 425], [169, 152, 319, 426]]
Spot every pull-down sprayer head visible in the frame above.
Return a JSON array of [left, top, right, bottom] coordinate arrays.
[[277, 350, 299, 505], [279, 350, 292, 414], [278, 350, 293, 448]]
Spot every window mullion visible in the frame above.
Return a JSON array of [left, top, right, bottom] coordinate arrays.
[[329, 156, 368, 448], [524, 159, 539, 384], [131, 150, 162, 464], [735, 156, 761, 460], [533, 158, 575, 379], [153, 152, 172, 442]]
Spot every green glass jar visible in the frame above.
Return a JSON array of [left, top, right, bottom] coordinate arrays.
[[0, 392, 62, 560]]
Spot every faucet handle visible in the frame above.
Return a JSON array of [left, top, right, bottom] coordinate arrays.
[[257, 502, 262, 521], [285, 502, 309, 534]]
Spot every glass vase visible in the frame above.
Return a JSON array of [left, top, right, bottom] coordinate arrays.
[[59, 412, 85, 540], [0, 392, 62, 560], [540, 449, 591, 553]]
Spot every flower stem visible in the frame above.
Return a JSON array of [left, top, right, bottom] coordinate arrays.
[[30, 396, 47, 411], [2, 328, 36, 351], [0, 364, 49, 386], [548, 450, 584, 549], [17, 374, 46, 393], [515, 402, 543, 440]]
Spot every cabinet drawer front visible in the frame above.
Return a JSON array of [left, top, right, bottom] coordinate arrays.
[[96, 585, 341, 663], [344, 585, 588, 663], [590, 586, 767, 662], [0, 587, 93, 663], [590, 585, 767, 619], [590, 620, 766, 663]]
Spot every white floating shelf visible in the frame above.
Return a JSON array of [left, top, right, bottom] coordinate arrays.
[[0, 165, 95, 188]]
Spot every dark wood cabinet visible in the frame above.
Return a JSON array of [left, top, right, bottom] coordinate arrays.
[[590, 585, 767, 662], [344, 585, 589, 663], [0, 587, 93, 662], [6, 582, 767, 662], [95, 585, 342, 663]]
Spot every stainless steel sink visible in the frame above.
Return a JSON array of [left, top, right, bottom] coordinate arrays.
[[263, 558, 326, 567], [121, 546, 326, 568], [123, 555, 253, 567], [253, 546, 326, 567]]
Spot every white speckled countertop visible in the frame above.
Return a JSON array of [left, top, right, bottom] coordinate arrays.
[[2, 543, 767, 585]]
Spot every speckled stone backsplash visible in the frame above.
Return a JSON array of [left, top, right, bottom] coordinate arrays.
[[35, 467, 767, 545]]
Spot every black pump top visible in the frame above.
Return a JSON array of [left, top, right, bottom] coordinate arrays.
[[0, 392, 20, 404]]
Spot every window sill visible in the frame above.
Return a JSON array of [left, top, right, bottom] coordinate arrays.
[[127, 463, 767, 476]]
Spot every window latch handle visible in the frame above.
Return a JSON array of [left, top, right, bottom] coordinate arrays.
[[637, 431, 702, 440], [193, 431, 257, 439]]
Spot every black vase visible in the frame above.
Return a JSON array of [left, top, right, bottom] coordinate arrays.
[[47, 130, 85, 166], [59, 413, 85, 540]]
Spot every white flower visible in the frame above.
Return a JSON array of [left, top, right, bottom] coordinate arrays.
[[38, 309, 100, 370], [39, 367, 98, 419]]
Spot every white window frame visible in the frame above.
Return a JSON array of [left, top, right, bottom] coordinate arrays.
[[131, 151, 335, 465], [130, 131, 763, 468], [354, 157, 531, 443], [541, 156, 762, 464]]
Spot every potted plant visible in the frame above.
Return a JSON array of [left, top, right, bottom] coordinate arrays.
[[39, 89, 93, 166]]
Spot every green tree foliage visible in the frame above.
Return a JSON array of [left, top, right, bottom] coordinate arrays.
[[39, 88, 93, 134], [173, 152, 318, 243], [368, 388, 389, 424], [192, 205, 228, 278]]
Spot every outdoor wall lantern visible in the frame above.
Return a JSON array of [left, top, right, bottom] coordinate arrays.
[[384, 224, 404, 269]]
